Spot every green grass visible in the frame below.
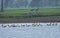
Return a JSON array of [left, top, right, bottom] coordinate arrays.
[[0, 8, 60, 18]]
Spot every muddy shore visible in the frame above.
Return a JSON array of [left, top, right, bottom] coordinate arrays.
[[0, 16, 60, 23]]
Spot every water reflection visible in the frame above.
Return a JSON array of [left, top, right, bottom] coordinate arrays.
[[0, 23, 60, 38]]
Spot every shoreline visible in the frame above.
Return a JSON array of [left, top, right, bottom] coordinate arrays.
[[0, 16, 60, 23]]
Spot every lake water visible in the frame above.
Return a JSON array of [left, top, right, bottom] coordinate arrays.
[[0, 23, 60, 38]]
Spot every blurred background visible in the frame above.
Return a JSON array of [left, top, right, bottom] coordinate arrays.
[[0, 0, 60, 18], [0, 0, 60, 8]]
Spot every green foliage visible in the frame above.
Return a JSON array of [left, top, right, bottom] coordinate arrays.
[[0, 8, 60, 18]]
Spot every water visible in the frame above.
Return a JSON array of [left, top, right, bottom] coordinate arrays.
[[0, 23, 60, 38]]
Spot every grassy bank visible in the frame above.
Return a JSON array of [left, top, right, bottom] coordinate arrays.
[[0, 8, 60, 18]]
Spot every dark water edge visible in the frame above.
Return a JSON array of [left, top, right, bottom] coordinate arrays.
[[0, 16, 60, 23]]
